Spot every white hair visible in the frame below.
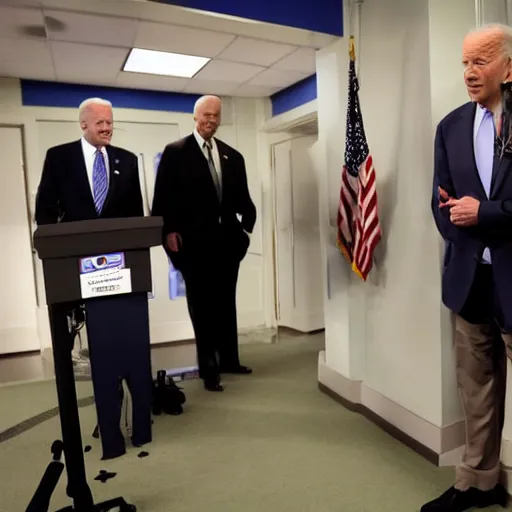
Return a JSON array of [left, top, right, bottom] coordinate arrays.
[[78, 97, 112, 123], [193, 95, 221, 116], [469, 23, 512, 58]]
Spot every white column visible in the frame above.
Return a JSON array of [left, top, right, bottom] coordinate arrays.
[[315, 36, 366, 385]]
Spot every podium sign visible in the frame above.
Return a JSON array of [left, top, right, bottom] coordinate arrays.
[[79, 251, 132, 299]]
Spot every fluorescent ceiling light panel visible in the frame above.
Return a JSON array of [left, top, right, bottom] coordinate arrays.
[[124, 48, 210, 78]]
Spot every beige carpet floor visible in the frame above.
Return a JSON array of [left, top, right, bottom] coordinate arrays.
[[0, 333, 508, 512]]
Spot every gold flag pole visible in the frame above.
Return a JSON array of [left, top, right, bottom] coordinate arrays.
[[349, 35, 356, 61]]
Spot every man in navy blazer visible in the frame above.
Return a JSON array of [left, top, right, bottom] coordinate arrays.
[[423, 24, 512, 512], [35, 98, 143, 224]]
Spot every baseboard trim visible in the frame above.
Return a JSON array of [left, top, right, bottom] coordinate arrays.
[[318, 382, 439, 465], [317, 350, 465, 467]]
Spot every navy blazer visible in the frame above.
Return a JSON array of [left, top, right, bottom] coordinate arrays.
[[35, 140, 144, 225], [432, 102, 512, 329]]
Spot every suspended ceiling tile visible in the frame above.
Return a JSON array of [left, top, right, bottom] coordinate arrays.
[[272, 47, 317, 74], [194, 60, 264, 83], [51, 41, 129, 83], [44, 10, 138, 47], [234, 83, 281, 97], [0, 5, 45, 39], [116, 71, 188, 92], [0, 37, 55, 80], [183, 79, 239, 96], [134, 21, 236, 58], [217, 36, 297, 67], [247, 68, 309, 88]]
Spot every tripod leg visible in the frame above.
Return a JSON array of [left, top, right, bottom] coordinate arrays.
[[25, 461, 64, 512], [49, 303, 94, 510]]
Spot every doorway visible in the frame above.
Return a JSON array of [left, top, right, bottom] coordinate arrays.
[[0, 125, 38, 354], [272, 134, 324, 333]]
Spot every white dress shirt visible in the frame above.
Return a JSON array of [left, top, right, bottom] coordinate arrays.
[[193, 129, 222, 184], [80, 137, 110, 195]]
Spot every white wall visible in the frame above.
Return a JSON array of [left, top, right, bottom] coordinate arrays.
[[316, 0, 478, 455], [0, 77, 271, 355]]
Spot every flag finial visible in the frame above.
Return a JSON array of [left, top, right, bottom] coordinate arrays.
[[349, 36, 356, 61]]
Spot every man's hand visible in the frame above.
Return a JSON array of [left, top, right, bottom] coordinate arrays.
[[438, 186, 451, 207], [445, 196, 480, 227], [166, 232, 182, 252]]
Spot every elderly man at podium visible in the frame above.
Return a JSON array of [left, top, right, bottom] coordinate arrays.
[[35, 97, 150, 460]]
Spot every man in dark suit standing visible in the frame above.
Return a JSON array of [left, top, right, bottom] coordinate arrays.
[[35, 97, 150, 459], [152, 95, 256, 392], [423, 24, 512, 512]]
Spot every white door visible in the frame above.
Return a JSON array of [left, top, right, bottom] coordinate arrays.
[[273, 135, 324, 332], [0, 126, 38, 354]]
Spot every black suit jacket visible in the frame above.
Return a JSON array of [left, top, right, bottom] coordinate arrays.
[[151, 134, 257, 268], [432, 102, 512, 330], [35, 140, 144, 225]]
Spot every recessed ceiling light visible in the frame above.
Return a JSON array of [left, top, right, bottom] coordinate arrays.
[[123, 48, 210, 78]]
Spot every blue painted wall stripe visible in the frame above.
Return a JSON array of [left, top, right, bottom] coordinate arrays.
[[21, 80, 200, 113], [270, 74, 317, 117], [21, 77, 318, 118], [157, 0, 343, 36]]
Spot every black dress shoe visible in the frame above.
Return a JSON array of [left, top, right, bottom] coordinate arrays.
[[204, 380, 224, 392], [220, 365, 252, 374], [421, 484, 509, 512]]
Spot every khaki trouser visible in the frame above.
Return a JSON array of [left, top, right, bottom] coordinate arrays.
[[455, 315, 512, 491]]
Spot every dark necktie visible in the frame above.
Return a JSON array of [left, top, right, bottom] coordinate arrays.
[[204, 140, 221, 200]]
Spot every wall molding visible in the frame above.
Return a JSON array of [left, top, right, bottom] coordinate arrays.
[[318, 350, 465, 467]]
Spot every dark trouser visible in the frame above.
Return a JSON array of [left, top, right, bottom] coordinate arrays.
[[455, 264, 511, 491], [178, 230, 246, 383], [86, 293, 152, 459]]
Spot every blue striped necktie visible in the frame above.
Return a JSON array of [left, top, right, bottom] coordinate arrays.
[[93, 149, 108, 213]]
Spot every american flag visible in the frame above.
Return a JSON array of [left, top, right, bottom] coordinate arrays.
[[337, 36, 381, 281]]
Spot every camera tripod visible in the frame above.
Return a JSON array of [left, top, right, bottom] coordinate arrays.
[[25, 303, 137, 512]]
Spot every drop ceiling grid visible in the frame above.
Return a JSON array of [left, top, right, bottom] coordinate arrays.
[[0, 4, 318, 97]]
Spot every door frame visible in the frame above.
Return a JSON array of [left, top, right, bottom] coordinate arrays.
[[0, 123, 40, 307], [0, 123, 40, 353], [267, 136, 321, 330], [270, 133, 323, 331]]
